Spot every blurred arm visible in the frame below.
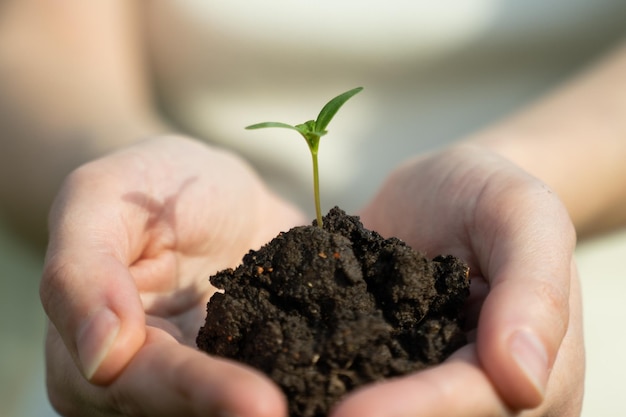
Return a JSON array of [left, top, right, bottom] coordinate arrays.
[[471, 41, 626, 239], [0, 0, 165, 247]]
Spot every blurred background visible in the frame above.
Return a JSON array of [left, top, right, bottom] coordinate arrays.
[[0, 222, 51, 417], [2, 1, 626, 415]]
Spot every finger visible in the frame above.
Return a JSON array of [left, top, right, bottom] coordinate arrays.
[[331, 345, 512, 417], [41, 248, 146, 384], [46, 321, 133, 416], [46, 324, 287, 417], [111, 328, 287, 417], [40, 171, 146, 384], [473, 178, 576, 409], [518, 264, 586, 417]]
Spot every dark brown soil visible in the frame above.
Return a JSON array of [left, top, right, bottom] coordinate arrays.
[[197, 207, 469, 417]]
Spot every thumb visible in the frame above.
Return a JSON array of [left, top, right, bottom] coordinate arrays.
[[40, 172, 146, 385], [474, 181, 576, 410], [41, 249, 146, 384]]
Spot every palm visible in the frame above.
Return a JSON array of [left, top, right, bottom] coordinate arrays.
[[349, 145, 583, 417], [42, 135, 304, 417]]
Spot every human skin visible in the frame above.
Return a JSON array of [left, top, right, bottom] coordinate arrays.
[[356, 146, 583, 416], [471, 41, 626, 240], [40, 136, 305, 416], [0, 0, 160, 247]]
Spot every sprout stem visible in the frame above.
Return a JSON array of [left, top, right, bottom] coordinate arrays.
[[311, 150, 323, 228]]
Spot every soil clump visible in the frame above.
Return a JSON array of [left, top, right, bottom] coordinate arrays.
[[197, 207, 469, 417]]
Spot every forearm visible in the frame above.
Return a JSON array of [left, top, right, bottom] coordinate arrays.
[[470, 40, 626, 239], [0, 0, 167, 247]]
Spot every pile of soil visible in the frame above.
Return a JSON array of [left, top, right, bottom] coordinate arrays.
[[197, 207, 469, 417]]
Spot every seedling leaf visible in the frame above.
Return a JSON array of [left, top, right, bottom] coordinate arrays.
[[246, 122, 299, 131], [315, 86, 363, 133]]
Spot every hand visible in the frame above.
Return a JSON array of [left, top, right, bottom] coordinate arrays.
[[40, 135, 305, 417], [339, 145, 583, 417]]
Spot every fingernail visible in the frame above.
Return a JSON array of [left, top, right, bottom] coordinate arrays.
[[76, 308, 121, 380], [510, 329, 549, 397]]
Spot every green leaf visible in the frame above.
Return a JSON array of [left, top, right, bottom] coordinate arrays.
[[314, 86, 363, 134], [245, 122, 299, 131]]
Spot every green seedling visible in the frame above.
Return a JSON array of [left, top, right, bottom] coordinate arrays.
[[246, 86, 363, 228]]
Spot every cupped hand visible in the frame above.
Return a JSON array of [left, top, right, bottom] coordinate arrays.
[[342, 144, 584, 417], [40, 135, 305, 417]]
